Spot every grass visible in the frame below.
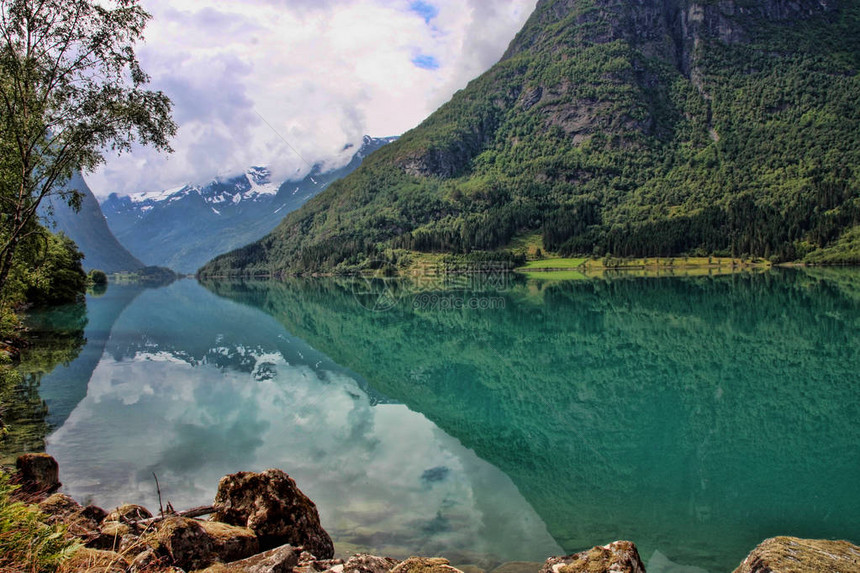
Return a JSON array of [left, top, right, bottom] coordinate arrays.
[[504, 232, 545, 259], [0, 475, 80, 572], [517, 256, 772, 280], [520, 270, 589, 280], [519, 258, 588, 270]]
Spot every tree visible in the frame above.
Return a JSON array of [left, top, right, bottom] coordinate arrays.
[[0, 0, 176, 295]]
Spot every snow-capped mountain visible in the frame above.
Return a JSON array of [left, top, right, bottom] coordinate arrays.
[[101, 136, 397, 273]]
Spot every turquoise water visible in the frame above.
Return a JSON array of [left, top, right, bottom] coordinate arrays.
[[20, 269, 860, 572]]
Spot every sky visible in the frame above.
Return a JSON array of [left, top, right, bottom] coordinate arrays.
[[86, 0, 538, 198]]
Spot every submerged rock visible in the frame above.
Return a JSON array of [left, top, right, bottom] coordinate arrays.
[[540, 541, 645, 573], [733, 536, 860, 573], [213, 469, 334, 559], [16, 453, 60, 494]]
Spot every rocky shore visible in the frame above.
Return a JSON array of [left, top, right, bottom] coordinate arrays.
[[9, 454, 860, 573]]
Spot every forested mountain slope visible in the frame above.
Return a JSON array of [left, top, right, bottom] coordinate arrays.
[[40, 173, 144, 273], [201, 0, 860, 277]]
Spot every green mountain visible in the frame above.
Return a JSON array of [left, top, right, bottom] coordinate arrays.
[[201, 0, 860, 277]]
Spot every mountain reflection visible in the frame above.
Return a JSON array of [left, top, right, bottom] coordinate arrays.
[[204, 269, 860, 573]]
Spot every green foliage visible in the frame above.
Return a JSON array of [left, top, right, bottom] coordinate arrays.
[[0, 0, 175, 295], [87, 270, 107, 286], [201, 1, 860, 276], [1, 302, 85, 461], [804, 225, 860, 264], [0, 475, 79, 572], [1, 232, 87, 308]]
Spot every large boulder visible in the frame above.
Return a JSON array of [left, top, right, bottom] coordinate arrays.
[[213, 469, 334, 558], [16, 453, 60, 494], [540, 541, 645, 573], [733, 536, 860, 573]]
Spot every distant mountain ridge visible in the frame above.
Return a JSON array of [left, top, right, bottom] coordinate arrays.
[[40, 173, 145, 273], [102, 136, 397, 273], [200, 0, 860, 277]]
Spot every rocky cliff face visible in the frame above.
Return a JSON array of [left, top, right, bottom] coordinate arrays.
[[396, 0, 843, 180]]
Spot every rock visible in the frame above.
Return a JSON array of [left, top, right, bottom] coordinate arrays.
[[199, 520, 261, 563], [140, 516, 215, 571], [106, 503, 153, 524], [82, 503, 109, 523], [15, 453, 60, 494], [38, 493, 102, 543], [198, 543, 301, 573], [129, 548, 174, 572], [89, 521, 132, 551], [294, 550, 346, 573], [38, 492, 82, 517], [390, 557, 464, 573], [342, 554, 401, 573], [540, 541, 645, 573], [213, 469, 334, 558], [61, 548, 129, 573], [119, 533, 151, 560], [732, 536, 860, 573]]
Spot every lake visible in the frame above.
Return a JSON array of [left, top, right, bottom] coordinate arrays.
[[8, 268, 860, 573]]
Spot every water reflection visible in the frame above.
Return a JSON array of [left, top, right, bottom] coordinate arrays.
[[0, 303, 87, 462], [204, 269, 860, 572], [47, 280, 562, 564]]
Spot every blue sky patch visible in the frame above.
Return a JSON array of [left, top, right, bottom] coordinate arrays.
[[409, 1, 439, 24], [412, 54, 440, 70]]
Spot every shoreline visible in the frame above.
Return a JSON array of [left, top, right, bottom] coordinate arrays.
[[4, 454, 859, 573]]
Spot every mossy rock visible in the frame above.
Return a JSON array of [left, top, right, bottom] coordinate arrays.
[[390, 557, 464, 573], [540, 542, 644, 573], [733, 537, 860, 573], [140, 517, 215, 571], [199, 520, 260, 563], [106, 504, 152, 524]]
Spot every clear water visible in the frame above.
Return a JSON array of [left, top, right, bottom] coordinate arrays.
[[18, 269, 860, 572]]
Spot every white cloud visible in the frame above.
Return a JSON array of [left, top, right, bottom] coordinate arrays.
[[85, 0, 537, 198]]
